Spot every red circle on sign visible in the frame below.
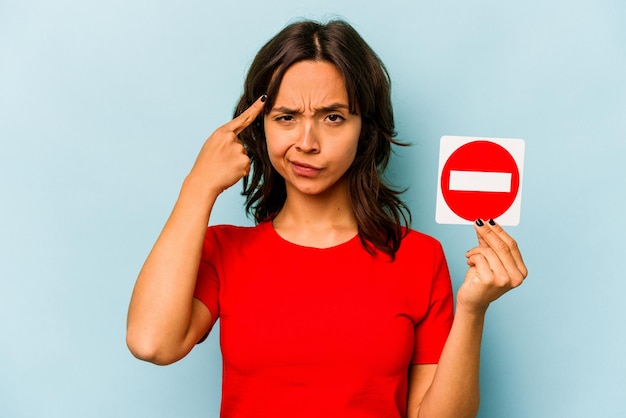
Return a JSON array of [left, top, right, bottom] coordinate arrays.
[[441, 141, 519, 221]]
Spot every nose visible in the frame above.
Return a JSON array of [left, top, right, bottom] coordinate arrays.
[[295, 123, 319, 153]]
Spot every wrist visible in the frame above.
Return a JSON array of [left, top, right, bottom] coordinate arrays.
[[178, 175, 221, 215], [455, 300, 489, 320], [182, 173, 222, 199]]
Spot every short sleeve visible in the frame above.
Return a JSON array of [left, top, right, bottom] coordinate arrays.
[[412, 243, 454, 364], [193, 229, 220, 329]]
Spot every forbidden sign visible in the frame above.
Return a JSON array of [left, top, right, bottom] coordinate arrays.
[[435, 136, 525, 226]]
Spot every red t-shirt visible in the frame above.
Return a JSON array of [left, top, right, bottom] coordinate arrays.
[[194, 221, 454, 418]]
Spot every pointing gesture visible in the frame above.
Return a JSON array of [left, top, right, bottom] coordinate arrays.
[[189, 95, 266, 195], [224, 95, 267, 136]]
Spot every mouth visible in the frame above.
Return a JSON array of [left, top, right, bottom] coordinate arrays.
[[290, 160, 321, 177], [291, 160, 319, 169]]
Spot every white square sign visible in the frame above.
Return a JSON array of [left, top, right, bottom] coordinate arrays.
[[435, 135, 525, 226]]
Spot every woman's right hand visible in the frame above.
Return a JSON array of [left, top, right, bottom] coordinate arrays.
[[188, 95, 266, 195], [127, 95, 266, 365]]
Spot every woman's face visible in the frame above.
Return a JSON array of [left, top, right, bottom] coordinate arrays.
[[264, 60, 362, 197]]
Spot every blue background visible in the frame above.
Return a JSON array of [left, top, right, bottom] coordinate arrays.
[[1, 0, 624, 416]]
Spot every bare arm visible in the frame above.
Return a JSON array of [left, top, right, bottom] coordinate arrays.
[[126, 97, 266, 365], [408, 220, 527, 418]]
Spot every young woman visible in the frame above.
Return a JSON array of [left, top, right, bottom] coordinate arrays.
[[126, 19, 527, 418]]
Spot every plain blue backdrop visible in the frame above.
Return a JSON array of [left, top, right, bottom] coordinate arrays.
[[1, 0, 624, 417]]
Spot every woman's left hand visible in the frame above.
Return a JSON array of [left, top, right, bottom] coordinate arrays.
[[457, 219, 528, 315]]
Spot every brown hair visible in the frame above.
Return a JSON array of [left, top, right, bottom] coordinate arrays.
[[235, 19, 411, 260]]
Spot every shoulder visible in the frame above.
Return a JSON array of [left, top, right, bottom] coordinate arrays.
[[206, 223, 260, 238], [201, 222, 271, 258], [392, 228, 448, 268], [399, 228, 445, 253]]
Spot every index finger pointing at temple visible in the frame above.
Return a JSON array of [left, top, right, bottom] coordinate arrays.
[[222, 95, 267, 136]]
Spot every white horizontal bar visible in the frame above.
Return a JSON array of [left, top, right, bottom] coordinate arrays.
[[449, 170, 512, 192]]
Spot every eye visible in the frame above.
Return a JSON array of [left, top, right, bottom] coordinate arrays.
[[275, 115, 295, 122], [326, 114, 346, 124]]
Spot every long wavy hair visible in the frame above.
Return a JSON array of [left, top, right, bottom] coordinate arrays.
[[234, 19, 411, 260]]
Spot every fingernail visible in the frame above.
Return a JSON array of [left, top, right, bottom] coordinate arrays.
[[260, 94, 267, 103], [488, 218, 496, 226], [475, 219, 484, 227]]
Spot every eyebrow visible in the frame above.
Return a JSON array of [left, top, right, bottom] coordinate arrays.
[[270, 102, 351, 114]]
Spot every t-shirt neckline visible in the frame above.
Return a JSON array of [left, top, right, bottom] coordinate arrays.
[[263, 220, 361, 252]]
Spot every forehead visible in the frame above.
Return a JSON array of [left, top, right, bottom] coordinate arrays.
[[273, 61, 348, 104]]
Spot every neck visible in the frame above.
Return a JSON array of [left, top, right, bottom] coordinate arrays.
[[272, 179, 358, 248]]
